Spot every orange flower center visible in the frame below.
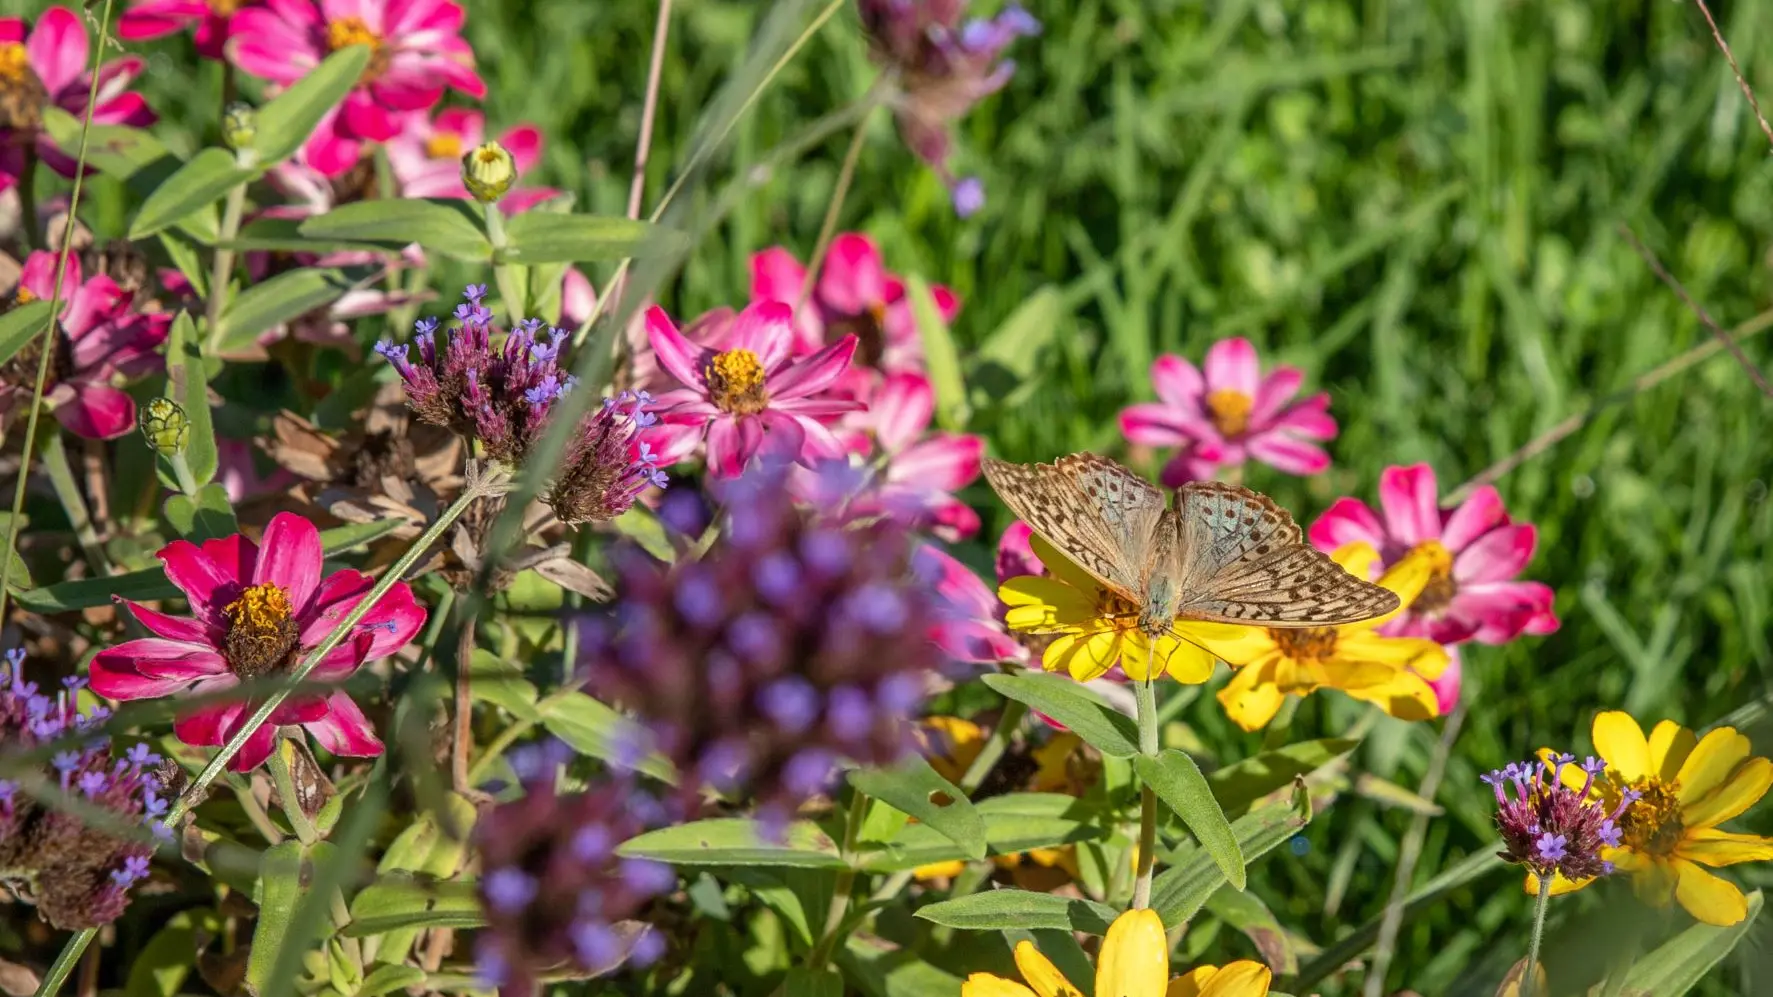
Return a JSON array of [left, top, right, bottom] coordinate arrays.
[[1268, 626, 1339, 662], [223, 583, 301, 679], [0, 43, 48, 132], [425, 132, 464, 161], [705, 348, 770, 416], [1619, 776, 1684, 857], [208, 0, 241, 14], [1205, 388, 1253, 437], [14, 287, 35, 305], [1407, 539, 1457, 614], [326, 17, 391, 83]]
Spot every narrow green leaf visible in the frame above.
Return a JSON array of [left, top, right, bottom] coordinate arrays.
[[612, 505, 676, 562], [299, 200, 491, 262], [162, 482, 238, 543], [849, 756, 986, 860], [906, 275, 969, 430], [245, 841, 306, 997], [617, 819, 844, 869], [254, 45, 372, 166], [1136, 749, 1245, 890], [128, 148, 254, 239], [915, 888, 1119, 933], [158, 231, 209, 299], [0, 301, 53, 367], [267, 784, 386, 997], [497, 213, 690, 264], [468, 651, 540, 722], [857, 793, 1102, 873], [726, 869, 819, 947], [0, 514, 33, 593], [1208, 737, 1360, 817], [163, 312, 217, 487], [1203, 887, 1299, 974], [1614, 890, 1762, 996], [981, 672, 1139, 758], [125, 907, 222, 997], [970, 285, 1062, 386], [1150, 779, 1310, 928], [221, 216, 380, 253], [343, 878, 484, 937], [537, 692, 675, 783], [40, 109, 219, 242], [837, 935, 964, 997], [355, 965, 426, 997], [782, 968, 843, 997], [216, 268, 356, 356]]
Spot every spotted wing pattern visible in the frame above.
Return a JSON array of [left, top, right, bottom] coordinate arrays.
[[980, 454, 1155, 601], [1171, 480, 1399, 626]]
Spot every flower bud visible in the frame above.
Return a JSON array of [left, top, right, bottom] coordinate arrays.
[[221, 102, 257, 151], [141, 397, 189, 457], [462, 141, 516, 203]]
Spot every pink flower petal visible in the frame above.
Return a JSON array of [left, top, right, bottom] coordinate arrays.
[[1453, 523, 1537, 584], [1377, 463, 1442, 546], [757, 412, 812, 463], [303, 110, 363, 178], [1119, 402, 1209, 449], [27, 6, 88, 96], [923, 494, 982, 542], [498, 123, 543, 174], [726, 301, 795, 371], [157, 539, 236, 613], [818, 233, 890, 314], [768, 335, 858, 401], [1307, 497, 1386, 555], [915, 545, 997, 618], [54, 384, 136, 440], [120, 597, 213, 643], [1203, 338, 1260, 396], [1245, 431, 1330, 476], [200, 532, 259, 591], [704, 417, 746, 478], [560, 267, 596, 328], [996, 521, 1043, 582], [1269, 394, 1337, 439], [227, 7, 320, 84], [641, 421, 704, 466], [1423, 648, 1461, 714], [644, 306, 707, 390], [1441, 485, 1509, 551], [90, 641, 229, 698], [174, 700, 246, 748], [228, 719, 280, 772], [889, 433, 983, 492], [118, 1, 210, 41], [869, 371, 935, 454], [298, 570, 426, 659], [1248, 366, 1303, 427], [253, 512, 324, 612], [270, 696, 331, 726], [1446, 580, 1556, 645], [1149, 354, 1204, 408], [932, 619, 1024, 665], [304, 692, 385, 757]]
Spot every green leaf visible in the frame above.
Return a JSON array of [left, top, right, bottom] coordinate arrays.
[[158, 230, 210, 299], [915, 889, 1119, 933], [618, 819, 845, 869], [857, 793, 1102, 873], [0, 301, 52, 367], [906, 275, 969, 431], [254, 45, 372, 166], [497, 213, 690, 264], [1612, 890, 1762, 996], [782, 968, 844, 997], [468, 651, 540, 722], [981, 672, 1139, 758], [162, 312, 218, 487], [246, 841, 306, 997], [126, 907, 222, 997], [838, 936, 964, 997], [221, 216, 382, 253], [299, 200, 492, 262], [267, 784, 386, 997], [849, 756, 986, 860], [1150, 779, 1310, 928], [1208, 737, 1360, 817], [726, 869, 820, 947], [1203, 887, 1299, 974], [343, 879, 482, 937], [354, 965, 426, 997], [968, 286, 1063, 410], [40, 109, 219, 242], [1135, 749, 1245, 890], [537, 691, 676, 783], [0, 514, 33, 593], [128, 148, 254, 239], [216, 267, 357, 356], [162, 483, 238, 544], [612, 505, 676, 562]]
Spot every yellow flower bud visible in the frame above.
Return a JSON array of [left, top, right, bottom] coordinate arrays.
[[221, 102, 257, 151], [141, 397, 189, 457], [462, 140, 516, 203]]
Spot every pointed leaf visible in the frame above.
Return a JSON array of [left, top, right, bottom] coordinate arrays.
[[849, 756, 986, 860], [537, 691, 675, 783], [1203, 887, 1299, 974], [0, 301, 53, 367], [837, 936, 964, 997], [1208, 737, 1360, 816], [1150, 779, 1311, 928], [783, 969, 844, 997], [1615, 890, 1762, 996], [215, 267, 357, 356], [245, 841, 305, 997], [254, 45, 372, 166], [857, 792, 1102, 873], [619, 819, 845, 868], [915, 888, 1119, 933], [906, 274, 969, 431], [982, 672, 1139, 758], [162, 483, 238, 543], [128, 148, 254, 239], [356, 966, 427, 997], [40, 109, 218, 242], [497, 213, 689, 264], [1136, 749, 1245, 890], [299, 200, 491, 262], [343, 878, 484, 937]]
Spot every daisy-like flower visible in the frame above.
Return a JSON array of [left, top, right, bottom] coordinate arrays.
[[1540, 712, 1773, 926], [228, 0, 485, 177], [644, 301, 863, 478], [962, 907, 1272, 997], [88, 513, 426, 772], [1486, 753, 1632, 889], [1119, 339, 1337, 486], [119, 0, 260, 60], [750, 233, 958, 369], [0, 251, 170, 440], [1183, 542, 1450, 731], [0, 6, 156, 192], [386, 107, 556, 213]]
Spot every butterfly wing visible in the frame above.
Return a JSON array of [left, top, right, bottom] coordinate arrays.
[[1171, 480, 1399, 626], [981, 453, 1162, 600]]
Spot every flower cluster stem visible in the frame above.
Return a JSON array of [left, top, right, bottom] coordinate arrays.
[[795, 88, 880, 316], [41, 430, 114, 578], [1524, 872, 1552, 997], [1132, 678, 1160, 909], [452, 606, 480, 796], [806, 788, 870, 972]]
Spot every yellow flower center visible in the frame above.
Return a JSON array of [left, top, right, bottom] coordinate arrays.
[[1407, 539, 1457, 614], [1205, 388, 1253, 437], [425, 132, 464, 161], [705, 348, 771, 416], [208, 0, 240, 14], [223, 583, 301, 679], [1268, 626, 1339, 661], [1619, 776, 1685, 857], [326, 17, 391, 82], [13, 287, 35, 305], [0, 43, 48, 133]]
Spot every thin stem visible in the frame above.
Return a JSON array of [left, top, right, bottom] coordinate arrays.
[[608, 0, 673, 310], [1692, 0, 1773, 152], [230, 779, 283, 845], [1132, 678, 1160, 909], [41, 431, 112, 578], [484, 203, 523, 326], [1618, 223, 1771, 397], [795, 97, 877, 315], [203, 156, 253, 353], [0, 0, 115, 633], [806, 788, 869, 970], [958, 699, 1028, 796], [169, 452, 200, 498], [452, 606, 480, 796], [1523, 873, 1553, 997]]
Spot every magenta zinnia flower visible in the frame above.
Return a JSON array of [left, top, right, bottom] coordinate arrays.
[[228, 0, 485, 177], [387, 107, 554, 213], [0, 252, 170, 440], [645, 301, 863, 477], [120, 0, 261, 60], [749, 232, 957, 370], [1120, 338, 1337, 485], [89, 513, 426, 772], [913, 544, 1026, 667], [0, 6, 155, 192]]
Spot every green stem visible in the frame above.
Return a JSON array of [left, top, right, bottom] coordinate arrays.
[[41, 431, 112, 578], [794, 91, 878, 316], [34, 470, 498, 996], [203, 155, 252, 353], [268, 742, 318, 845], [1523, 873, 1552, 997], [958, 699, 1028, 796], [484, 203, 524, 327], [452, 605, 480, 795], [806, 788, 870, 970], [1132, 678, 1160, 909], [169, 452, 200, 498]]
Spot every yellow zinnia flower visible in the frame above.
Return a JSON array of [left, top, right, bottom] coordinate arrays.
[[961, 908, 1272, 997], [1539, 711, 1773, 925], [912, 717, 1084, 884], [1180, 542, 1449, 730]]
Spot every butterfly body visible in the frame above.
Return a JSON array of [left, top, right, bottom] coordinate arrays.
[[981, 452, 1398, 638]]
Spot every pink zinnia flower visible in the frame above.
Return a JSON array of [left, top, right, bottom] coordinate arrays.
[[120, 0, 260, 60], [645, 301, 863, 477], [1119, 339, 1337, 486], [228, 0, 485, 177], [749, 232, 958, 370], [0, 6, 155, 192], [914, 544, 1026, 667], [89, 513, 426, 772], [386, 107, 555, 213], [0, 252, 169, 440], [1309, 463, 1560, 708], [814, 371, 982, 541]]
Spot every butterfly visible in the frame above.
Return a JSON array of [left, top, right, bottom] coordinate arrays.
[[982, 452, 1399, 642]]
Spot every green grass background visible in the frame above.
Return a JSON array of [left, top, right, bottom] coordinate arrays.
[[65, 0, 1773, 991]]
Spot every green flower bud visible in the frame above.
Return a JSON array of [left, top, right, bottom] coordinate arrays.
[[462, 141, 516, 203], [141, 397, 189, 457], [221, 102, 257, 151]]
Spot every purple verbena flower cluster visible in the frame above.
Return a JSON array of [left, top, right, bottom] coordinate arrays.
[[548, 390, 670, 525], [473, 741, 671, 991], [0, 650, 169, 930], [1485, 752, 1637, 884], [578, 462, 948, 823]]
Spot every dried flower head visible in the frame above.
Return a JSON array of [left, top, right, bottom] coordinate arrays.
[[0, 650, 168, 930], [1486, 753, 1636, 887], [472, 741, 670, 991]]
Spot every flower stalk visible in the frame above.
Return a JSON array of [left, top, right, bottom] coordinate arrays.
[[267, 740, 318, 845], [1523, 873, 1552, 997], [806, 788, 870, 972], [957, 699, 1028, 796], [1132, 677, 1160, 910], [203, 150, 255, 354]]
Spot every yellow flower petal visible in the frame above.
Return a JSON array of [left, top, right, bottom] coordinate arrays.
[[1332, 631, 1449, 678], [1330, 541, 1381, 578], [1079, 630, 1126, 682], [1332, 668, 1440, 722], [1173, 621, 1275, 665], [964, 974, 1040, 997], [1648, 719, 1698, 784], [1122, 631, 1159, 682], [1013, 940, 1085, 997], [1044, 631, 1116, 682], [1195, 961, 1272, 997], [1592, 711, 1650, 783], [1678, 828, 1773, 868], [1097, 909, 1169, 997], [913, 859, 968, 881], [1030, 533, 1113, 599], [921, 716, 986, 783], [1217, 656, 1287, 733], [1683, 756, 1773, 830], [1674, 727, 1753, 809], [1030, 734, 1079, 793], [1672, 858, 1750, 926], [1624, 854, 1678, 907], [1165, 967, 1219, 997], [1523, 870, 1592, 897], [1002, 576, 1098, 627], [1163, 635, 1219, 685]]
